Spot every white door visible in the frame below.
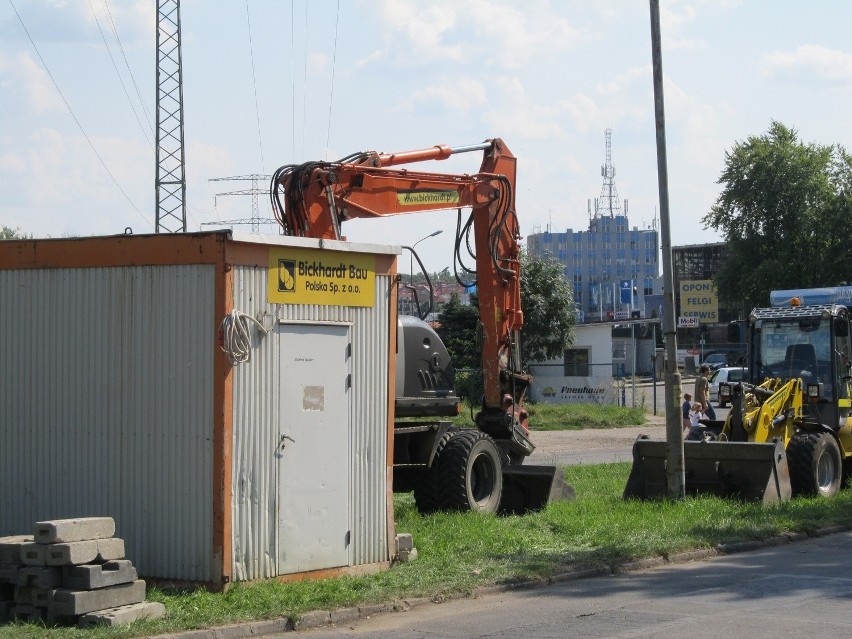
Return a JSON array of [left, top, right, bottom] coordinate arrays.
[[277, 323, 351, 574]]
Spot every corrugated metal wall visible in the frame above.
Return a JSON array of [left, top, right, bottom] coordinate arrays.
[[230, 265, 390, 581], [0, 265, 216, 583]]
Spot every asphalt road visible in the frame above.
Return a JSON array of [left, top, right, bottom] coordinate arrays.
[[295, 530, 852, 638]]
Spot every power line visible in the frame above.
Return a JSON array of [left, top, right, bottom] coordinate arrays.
[[325, 0, 340, 159], [8, 0, 150, 227], [100, 0, 155, 134], [245, 0, 265, 173], [88, 0, 153, 149]]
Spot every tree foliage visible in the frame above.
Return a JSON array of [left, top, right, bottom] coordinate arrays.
[[436, 292, 480, 370], [1, 226, 30, 240], [519, 249, 576, 364], [702, 121, 852, 309]]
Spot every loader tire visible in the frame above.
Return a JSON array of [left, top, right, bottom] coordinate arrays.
[[412, 427, 458, 514], [787, 432, 842, 498], [435, 430, 502, 514]]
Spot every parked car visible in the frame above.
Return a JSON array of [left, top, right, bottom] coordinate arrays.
[[709, 366, 748, 407], [702, 353, 729, 370]]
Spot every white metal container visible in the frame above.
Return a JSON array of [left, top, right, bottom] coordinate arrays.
[[0, 231, 399, 589]]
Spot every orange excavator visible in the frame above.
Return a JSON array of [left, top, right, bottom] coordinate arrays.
[[270, 139, 574, 514]]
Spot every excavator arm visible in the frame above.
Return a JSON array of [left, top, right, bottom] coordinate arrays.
[[270, 139, 528, 433]]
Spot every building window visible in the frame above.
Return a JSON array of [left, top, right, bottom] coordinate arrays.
[[564, 347, 590, 377]]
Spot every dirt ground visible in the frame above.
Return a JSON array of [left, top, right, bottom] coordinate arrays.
[[527, 413, 668, 466]]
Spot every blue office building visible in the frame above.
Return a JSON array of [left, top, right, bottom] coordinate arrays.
[[526, 130, 660, 322]]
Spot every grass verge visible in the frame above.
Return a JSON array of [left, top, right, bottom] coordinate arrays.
[[4, 462, 852, 639]]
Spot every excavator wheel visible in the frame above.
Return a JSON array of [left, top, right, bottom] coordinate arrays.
[[435, 430, 503, 514], [787, 432, 843, 498], [413, 427, 459, 513]]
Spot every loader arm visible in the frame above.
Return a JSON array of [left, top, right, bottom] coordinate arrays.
[[270, 139, 527, 427], [730, 378, 803, 446]]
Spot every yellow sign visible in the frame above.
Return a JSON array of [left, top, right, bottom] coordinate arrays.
[[268, 247, 376, 307], [396, 190, 460, 206], [680, 279, 718, 323]]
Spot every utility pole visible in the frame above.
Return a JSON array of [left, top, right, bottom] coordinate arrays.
[[650, 0, 685, 499], [155, 0, 187, 233], [206, 175, 277, 233]]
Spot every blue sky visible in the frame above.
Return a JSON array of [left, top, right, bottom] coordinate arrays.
[[2, 1, 851, 273]]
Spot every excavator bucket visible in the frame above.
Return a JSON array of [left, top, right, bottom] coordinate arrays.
[[623, 436, 791, 504], [499, 465, 576, 515]]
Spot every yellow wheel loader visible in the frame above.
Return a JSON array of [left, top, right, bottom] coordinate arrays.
[[625, 302, 852, 503]]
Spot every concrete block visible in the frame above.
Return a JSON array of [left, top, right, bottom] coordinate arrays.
[[78, 601, 165, 628], [20, 542, 47, 566], [395, 533, 414, 552], [31, 588, 50, 608], [34, 517, 115, 544], [0, 535, 33, 564], [0, 564, 20, 584], [17, 566, 62, 589], [48, 579, 145, 616], [44, 540, 98, 566], [14, 586, 34, 604], [95, 537, 125, 561], [0, 600, 13, 621], [12, 604, 44, 622], [63, 560, 137, 590]]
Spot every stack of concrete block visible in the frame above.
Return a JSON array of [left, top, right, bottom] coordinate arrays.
[[0, 517, 164, 627]]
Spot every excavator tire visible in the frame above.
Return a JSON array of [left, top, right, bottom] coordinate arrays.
[[413, 427, 459, 513], [435, 430, 503, 514], [787, 432, 843, 498]]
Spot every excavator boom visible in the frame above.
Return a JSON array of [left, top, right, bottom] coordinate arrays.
[[271, 139, 573, 514]]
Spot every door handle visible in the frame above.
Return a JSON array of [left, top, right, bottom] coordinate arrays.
[[279, 434, 295, 450]]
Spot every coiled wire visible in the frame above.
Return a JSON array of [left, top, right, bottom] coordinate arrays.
[[219, 310, 269, 365]]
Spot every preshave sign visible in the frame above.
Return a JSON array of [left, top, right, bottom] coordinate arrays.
[[268, 247, 376, 307]]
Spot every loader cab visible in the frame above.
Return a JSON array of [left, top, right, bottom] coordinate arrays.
[[748, 304, 851, 428]]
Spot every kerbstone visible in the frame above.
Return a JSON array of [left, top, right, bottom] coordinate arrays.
[[78, 601, 165, 628], [44, 540, 98, 566], [20, 543, 47, 566], [95, 537, 125, 561], [0, 535, 33, 564], [44, 537, 125, 566], [17, 566, 62, 590], [63, 560, 137, 590], [48, 579, 145, 616], [0, 564, 20, 584], [34, 517, 115, 544]]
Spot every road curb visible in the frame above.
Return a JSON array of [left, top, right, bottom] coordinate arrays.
[[145, 524, 852, 638]]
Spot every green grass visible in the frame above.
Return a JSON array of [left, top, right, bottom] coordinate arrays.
[[5, 462, 852, 639], [450, 400, 648, 430], [2, 404, 845, 637]]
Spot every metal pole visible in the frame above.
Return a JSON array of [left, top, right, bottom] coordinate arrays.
[[649, 0, 685, 499]]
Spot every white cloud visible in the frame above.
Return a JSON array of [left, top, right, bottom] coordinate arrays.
[[0, 51, 63, 113], [403, 77, 488, 112], [761, 45, 852, 84]]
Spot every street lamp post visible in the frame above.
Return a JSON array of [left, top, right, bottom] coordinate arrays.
[[406, 229, 443, 318], [410, 229, 443, 284]]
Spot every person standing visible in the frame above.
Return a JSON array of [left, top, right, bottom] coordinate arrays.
[[681, 392, 693, 434], [695, 364, 717, 420]]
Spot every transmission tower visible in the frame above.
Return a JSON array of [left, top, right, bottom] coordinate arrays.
[[155, 0, 186, 232], [593, 129, 627, 219], [205, 175, 277, 234]]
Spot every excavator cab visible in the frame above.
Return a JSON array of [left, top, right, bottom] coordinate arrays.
[[626, 303, 852, 502]]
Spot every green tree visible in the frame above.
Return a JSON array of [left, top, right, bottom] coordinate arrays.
[[436, 292, 480, 370], [1, 226, 30, 240], [520, 250, 576, 364], [702, 121, 852, 309]]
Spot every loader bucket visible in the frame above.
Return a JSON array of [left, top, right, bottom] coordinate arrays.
[[499, 465, 576, 515], [623, 436, 791, 504]]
